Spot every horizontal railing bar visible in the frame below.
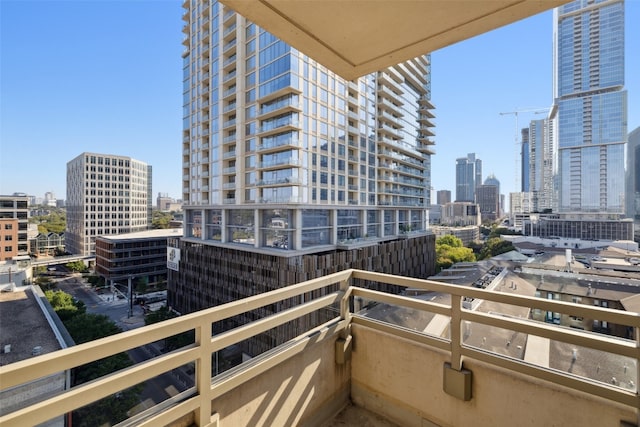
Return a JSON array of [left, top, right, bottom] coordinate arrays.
[[210, 292, 342, 352], [115, 387, 196, 427], [209, 319, 349, 400], [351, 314, 450, 352], [463, 346, 640, 408], [0, 321, 198, 389], [351, 269, 640, 326], [136, 395, 201, 427], [352, 287, 451, 317], [0, 270, 349, 389], [463, 310, 639, 359], [0, 346, 200, 427]]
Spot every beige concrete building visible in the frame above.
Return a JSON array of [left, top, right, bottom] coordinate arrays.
[[66, 153, 153, 256], [173, 0, 440, 354]]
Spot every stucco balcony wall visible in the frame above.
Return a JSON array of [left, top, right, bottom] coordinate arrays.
[[351, 323, 636, 427]]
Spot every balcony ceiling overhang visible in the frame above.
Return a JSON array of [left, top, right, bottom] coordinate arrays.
[[220, 0, 569, 80]]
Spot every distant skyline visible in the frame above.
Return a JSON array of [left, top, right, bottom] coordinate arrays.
[[1, 1, 639, 202]]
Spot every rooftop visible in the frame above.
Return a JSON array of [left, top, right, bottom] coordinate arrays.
[[0, 287, 64, 366], [97, 228, 184, 241]]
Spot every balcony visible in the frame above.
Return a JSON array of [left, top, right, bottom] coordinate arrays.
[[1, 270, 638, 427]]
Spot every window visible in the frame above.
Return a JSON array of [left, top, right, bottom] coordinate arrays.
[[4, 246, 12, 252], [3, 224, 12, 230]]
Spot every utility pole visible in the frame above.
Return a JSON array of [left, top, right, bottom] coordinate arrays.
[[499, 108, 547, 193]]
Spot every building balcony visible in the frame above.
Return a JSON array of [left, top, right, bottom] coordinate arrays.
[[258, 98, 303, 120], [1, 270, 637, 427], [257, 157, 301, 170], [256, 138, 300, 153], [258, 119, 300, 137], [222, 166, 236, 175]]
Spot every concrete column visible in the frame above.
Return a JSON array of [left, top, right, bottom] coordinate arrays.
[[362, 209, 368, 238], [295, 209, 302, 250], [200, 208, 206, 240], [331, 209, 338, 244], [254, 208, 260, 248], [221, 208, 227, 242]]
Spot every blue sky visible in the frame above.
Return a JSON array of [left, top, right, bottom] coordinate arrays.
[[1, 0, 638, 202]]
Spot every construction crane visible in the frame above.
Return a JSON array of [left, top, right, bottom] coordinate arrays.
[[499, 108, 547, 193]]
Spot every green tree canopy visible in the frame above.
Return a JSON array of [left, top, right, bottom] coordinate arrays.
[[66, 260, 88, 273], [63, 313, 142, 427], [152, 210, 173, 229], [478, 237, 515, 260], [45, 289, 86, 321], [145, 306, 194, 350], [436, 235, 464, 248], [30, 209, 66, 234], [435, 235, 475, 272]]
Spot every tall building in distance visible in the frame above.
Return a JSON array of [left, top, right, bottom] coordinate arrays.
[[66, 153, 152, 256], [174, 1, 436, 352], [436, 190, 451, 205], [476, 184, 500, 222], [521, 128, 530, 192], [627, 127, 640, 220], [483, 174, 501, 217], [0, 194, 29, 260], [528, 118, 555, 212], [455, 153, 482, 202], [552, 0, 627, 213]]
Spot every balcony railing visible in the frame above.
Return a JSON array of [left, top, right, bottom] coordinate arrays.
[[1, 270, 638, 427]]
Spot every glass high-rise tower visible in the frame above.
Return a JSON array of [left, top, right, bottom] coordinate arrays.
[[180, 1, 434, 250], [552, 0, 627, 213], [172, 1, 437, 336], [455, 153, 481, 202]]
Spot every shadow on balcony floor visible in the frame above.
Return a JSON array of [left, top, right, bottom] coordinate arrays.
[[323, 402, 400, 427]]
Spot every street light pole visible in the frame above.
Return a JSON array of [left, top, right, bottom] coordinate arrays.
[[127, 275, 133, 318]]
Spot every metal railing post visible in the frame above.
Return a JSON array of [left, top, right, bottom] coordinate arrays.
[[450, 294, 462, 371], [195, 319, 213, 426]]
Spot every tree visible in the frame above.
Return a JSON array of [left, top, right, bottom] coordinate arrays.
[[435, 235, 475, 272], [63, 313, 142, 426], [34, 275, 54, 290], [30, 208, 66, 234], [45, 289, 86, 321], [66, 260, 88, 273], [134, 276, 148, 294], [145, 306, 194, 351], [151, 210, 173, 229], [478, 237, 515, 260]]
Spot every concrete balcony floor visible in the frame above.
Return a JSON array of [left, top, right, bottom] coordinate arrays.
[[324, 403, 400, 427]]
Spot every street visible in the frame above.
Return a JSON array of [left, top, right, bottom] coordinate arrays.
[[50, 274, 193, 410]]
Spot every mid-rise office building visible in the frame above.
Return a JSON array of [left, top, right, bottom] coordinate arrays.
[[476, 184, 500, 222], [440, 202, 480, 227], [627, 127, 640, 220], [0, 195, 29, 260], [552, 0, 627, 213], [509, 192, 533, 231], [173, 1, 437, 354], [95, 228, 182, 287], [66, 153, 152, 256], [524, 213, 634, 241], [436, 190, 451, 205], [455, 153, 481, 202]]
